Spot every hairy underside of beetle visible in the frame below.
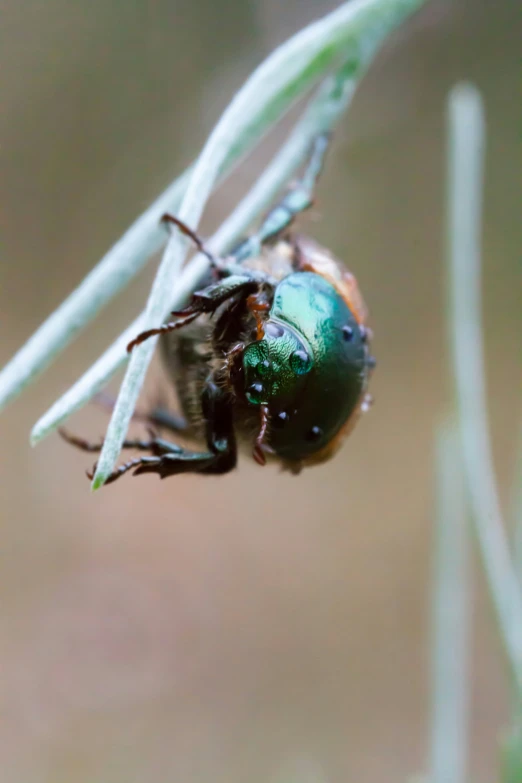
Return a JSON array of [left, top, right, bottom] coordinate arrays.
[[159, 240, 297, 451]]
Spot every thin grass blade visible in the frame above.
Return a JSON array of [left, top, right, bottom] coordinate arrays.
[[430, 423, 470, 783], [446, 82, 522, 697]]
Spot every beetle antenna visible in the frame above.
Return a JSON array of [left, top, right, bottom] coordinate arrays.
[[161, 213, 220, 267]]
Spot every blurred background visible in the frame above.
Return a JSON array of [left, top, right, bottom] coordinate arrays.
[[0, 0, 520, 781]]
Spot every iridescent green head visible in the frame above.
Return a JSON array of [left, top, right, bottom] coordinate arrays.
[[242, 319, 313, 406]]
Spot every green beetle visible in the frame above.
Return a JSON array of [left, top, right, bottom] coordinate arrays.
[[60, 134, 375, 483]]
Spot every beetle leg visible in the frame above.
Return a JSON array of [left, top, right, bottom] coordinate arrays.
[[144, 407, 191, 434], [172, 276, 260, 316], [127, 275, 260, 353], [161, 212, 274, 283], [127, 311, 201, 352], [91, 379, 237, 484], [246, 292, 270, 340], [229, 132, 331, 263], [85, 452, 183, 484], [252, 404, 270, 466], [160, 212, 228, 271], [59, 427, 179, 466], [94, 392, 191, 436]]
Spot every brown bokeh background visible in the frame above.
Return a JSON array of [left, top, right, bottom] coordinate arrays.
[[0, 1, 520, 781]]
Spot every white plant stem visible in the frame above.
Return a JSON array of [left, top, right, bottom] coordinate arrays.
[[447, 83, 522, 698]]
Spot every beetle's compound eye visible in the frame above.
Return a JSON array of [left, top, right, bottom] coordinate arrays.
[[290, 349, 312, 376], [342, 325, 354, 341]]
